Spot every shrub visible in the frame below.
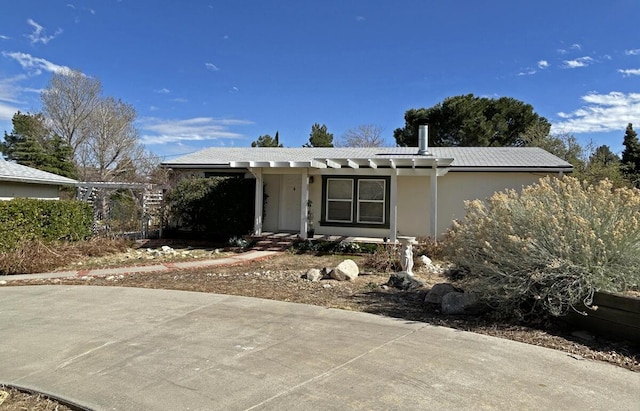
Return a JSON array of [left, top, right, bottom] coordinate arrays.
[[164, 177, 255, 241], [445, 176, 640, 318], [363, 244, 401, 272], [414, 236, 445, 260], [0, 199, 92, 252]]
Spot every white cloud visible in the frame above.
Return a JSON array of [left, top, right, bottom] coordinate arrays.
[[205, 62, 220, 71], [155, 88, 170, 94], [0, 74, 30, 121], [3, 51, 72, 75], [562, 56, 594, 68], [517, 68, 536, 76], [618, 68, 640, 77], [356, 16, 366, 22], [171, 98, 188, 103], [139, 117, 253, 145], [26, 19, 62, 45], [0, 35, 9, 40], [537, 60, 549, 69], [570, 43, 582, 50], [625, 49, 640, 56], [552, 91, 640, 134]]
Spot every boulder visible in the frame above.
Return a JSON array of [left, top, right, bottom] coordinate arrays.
[[330, 259, 359, 281], [387, 271, 425, 290], [302, 268, 323, 282], [424, 283, 458, 305], [441, 291, 480, 315], [321, 267, 333, 277]]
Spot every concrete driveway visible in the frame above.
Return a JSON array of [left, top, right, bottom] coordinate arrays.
[[0, 285, 638, 410]]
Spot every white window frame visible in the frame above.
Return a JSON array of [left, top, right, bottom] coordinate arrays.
[[325, 178, 353, 223], [357, 179, 386, 224]]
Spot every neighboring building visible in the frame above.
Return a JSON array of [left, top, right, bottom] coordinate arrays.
[[162, 136, 572, 241], [0, 160, 78, 200]]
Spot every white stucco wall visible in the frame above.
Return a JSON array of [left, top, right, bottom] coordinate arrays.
[[436, 172, 550, 236], [0, 181, 60, 200], [396, 176, 430, 238]]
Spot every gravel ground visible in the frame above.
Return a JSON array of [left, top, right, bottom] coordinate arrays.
[[2, 249, 638, 409]]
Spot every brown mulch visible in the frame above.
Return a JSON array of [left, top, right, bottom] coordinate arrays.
[[1, 249, 638, 409]]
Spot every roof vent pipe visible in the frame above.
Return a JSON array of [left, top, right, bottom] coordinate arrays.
[[418, 124, 429, 155]]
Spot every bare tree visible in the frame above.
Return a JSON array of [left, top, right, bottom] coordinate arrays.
[[41, 69, 101, 155], [77, 97, 141, 182], [337, 124, 386, 147]]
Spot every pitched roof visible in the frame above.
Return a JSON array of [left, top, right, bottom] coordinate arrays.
[[0, 160, 78, 186], [163, 147, 573, 171]]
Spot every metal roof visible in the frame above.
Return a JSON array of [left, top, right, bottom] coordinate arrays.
[[0, 160, 78, 186], [163, 147, 573, 171]]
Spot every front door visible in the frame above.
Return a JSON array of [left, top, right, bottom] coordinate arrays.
[[279, 174, 301, 232]]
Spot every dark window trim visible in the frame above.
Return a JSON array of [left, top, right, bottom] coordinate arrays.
[[320, 175, 390, 229]]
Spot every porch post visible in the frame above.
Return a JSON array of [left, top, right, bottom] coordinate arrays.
[[389, 168, 398, 243], [300, 168, 309, 239], [430, 162, 438, 238], [253, 168, 263, 236]]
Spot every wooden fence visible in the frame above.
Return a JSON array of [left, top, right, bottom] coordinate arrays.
[[565, 291, 640, 344]]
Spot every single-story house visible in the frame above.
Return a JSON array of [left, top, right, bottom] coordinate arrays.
[[0, 160, 78, 200], [162, 131, 572, 241]]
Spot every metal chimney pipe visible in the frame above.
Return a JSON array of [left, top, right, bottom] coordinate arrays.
[[418, 124, 428, 155]]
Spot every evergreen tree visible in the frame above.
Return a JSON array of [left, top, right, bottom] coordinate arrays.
[[304, 123, 334, 147], [1, 111, 77, 179], [251, 131, 283, 147], [621, 123, 640, 188]]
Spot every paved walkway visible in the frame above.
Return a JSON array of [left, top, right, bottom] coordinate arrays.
[[0, 286, 638, 410], [0, 249, 279, 282]]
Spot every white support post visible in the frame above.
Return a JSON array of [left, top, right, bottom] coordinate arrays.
[[389, 168, 398, 243], [300, 169, 309, 239], [430, 162, 438, 238], [253, 168, 263, 236]]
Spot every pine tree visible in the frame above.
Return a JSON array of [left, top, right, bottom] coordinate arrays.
[[251, 132, 283, 147], [621, 123, 640, 188], [304, 123, 334, 147], [1, 111, 77, 179]]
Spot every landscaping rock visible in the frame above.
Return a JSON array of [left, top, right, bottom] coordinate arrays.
[[424, 283, 458, 305], [302, 268, 323, 282], [441, 291, 480, 315], [321, 267, 332, 277], [330, 259, 359, 281], [387, 271, 425, 291]]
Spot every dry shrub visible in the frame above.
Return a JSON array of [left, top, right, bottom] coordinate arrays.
[[414, 236, 445, 260], [0, 237, 132, 275], [363, 244, 401, 272], [445, 176, 640, 318]]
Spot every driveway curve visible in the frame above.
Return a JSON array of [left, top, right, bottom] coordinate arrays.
[[0, 285, 638, 410]]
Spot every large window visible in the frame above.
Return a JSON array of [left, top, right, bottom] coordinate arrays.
[[357, 179, 385, 223], [322, 176, 389, 227], [326, 178, 353, 222]]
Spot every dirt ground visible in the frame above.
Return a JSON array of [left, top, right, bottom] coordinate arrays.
[[1, 246, 638, 409]]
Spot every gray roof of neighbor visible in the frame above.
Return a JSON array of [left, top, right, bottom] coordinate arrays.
[[0, 160, 78, 186], [163, 147, 573, 170]]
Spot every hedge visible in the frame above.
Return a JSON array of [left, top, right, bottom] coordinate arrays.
[[0, 198, 93, 252]]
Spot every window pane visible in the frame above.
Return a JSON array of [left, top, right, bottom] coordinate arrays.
[[359, 202, 384, 223], [328, 179, 353, 200], [327, 201, 352, 221], [359, 180, 384, 201]]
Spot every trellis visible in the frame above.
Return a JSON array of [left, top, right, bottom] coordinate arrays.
[[77, 182, 165, 239]]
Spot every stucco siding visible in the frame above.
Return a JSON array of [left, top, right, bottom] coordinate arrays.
[[436, 172, 551, 236], [0, 182, 60, 200], [397, 176, 430, 238]]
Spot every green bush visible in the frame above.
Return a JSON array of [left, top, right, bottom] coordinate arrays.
[[164, 177, 255, 241], [445, 176, 640, 318], [0, 199, 93, 252]]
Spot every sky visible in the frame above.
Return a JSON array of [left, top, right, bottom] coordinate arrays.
[[1, 0, 639, 160]]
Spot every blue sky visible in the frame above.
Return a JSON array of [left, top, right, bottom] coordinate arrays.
[[1, 0, 639, 160]]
